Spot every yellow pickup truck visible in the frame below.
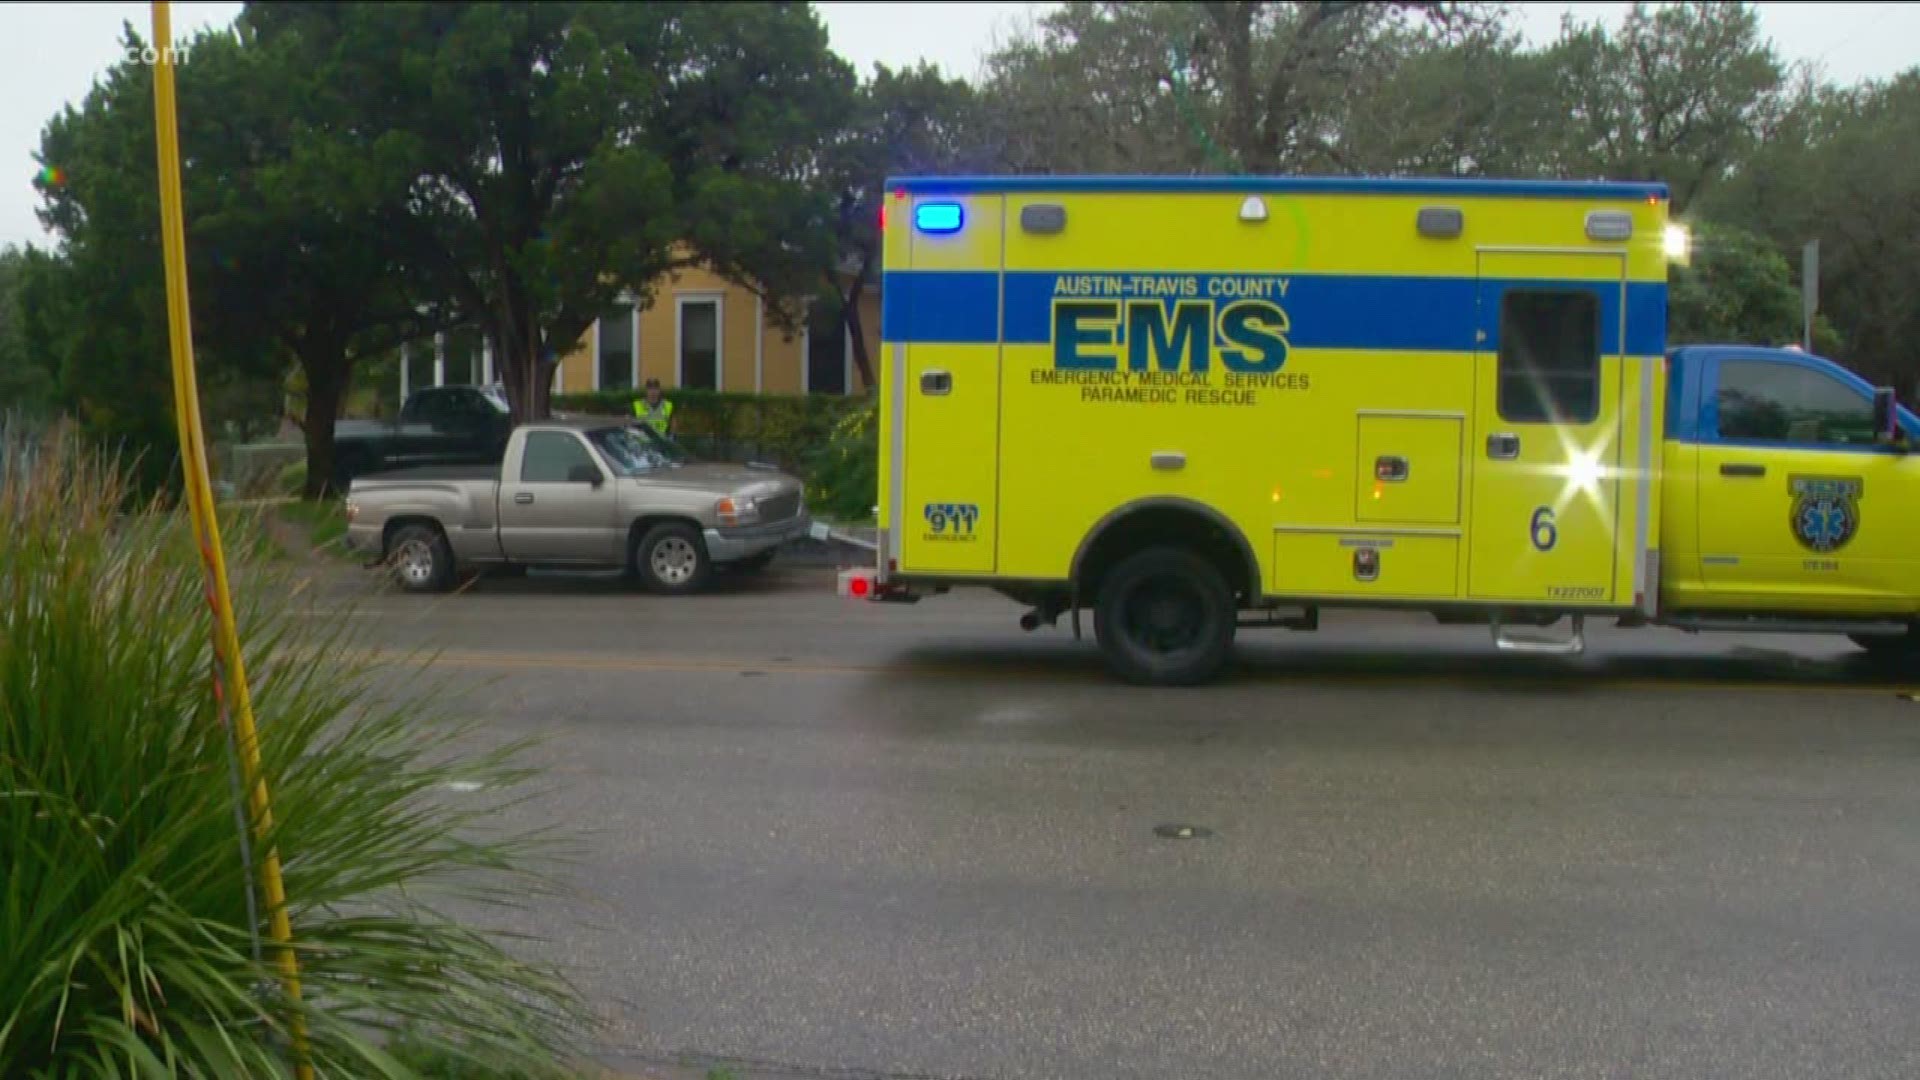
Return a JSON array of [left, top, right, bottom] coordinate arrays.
[[841, 174, 1916, 685]]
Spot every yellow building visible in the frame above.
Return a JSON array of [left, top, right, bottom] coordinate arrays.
[[398, 261, 880, 403]]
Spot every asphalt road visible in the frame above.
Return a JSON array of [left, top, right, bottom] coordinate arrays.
[[330, 564, 1920, 1080]]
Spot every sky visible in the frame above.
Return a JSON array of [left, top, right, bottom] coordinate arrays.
[[0, 1, 1913, 249]]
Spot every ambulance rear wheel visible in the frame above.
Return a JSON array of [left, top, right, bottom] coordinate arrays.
[[1092, 546, 1236, 687]]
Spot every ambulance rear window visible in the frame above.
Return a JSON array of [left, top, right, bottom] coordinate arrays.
[[1497, 291, 1600, 424]]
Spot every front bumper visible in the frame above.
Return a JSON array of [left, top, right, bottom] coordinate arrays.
[[704, 514, 812, 563]]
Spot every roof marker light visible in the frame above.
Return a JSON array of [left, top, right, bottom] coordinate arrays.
[[915, 202, 964, 234]]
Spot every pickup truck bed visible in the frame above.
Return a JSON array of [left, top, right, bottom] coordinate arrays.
[[359, 464, 500, 483]]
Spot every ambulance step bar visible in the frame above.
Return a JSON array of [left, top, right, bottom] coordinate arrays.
[[1491, 614, 1587, 656]]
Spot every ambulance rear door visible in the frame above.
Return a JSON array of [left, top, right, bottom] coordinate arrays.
[[890, 192, 1003, 576], [1466, 250, 1629, 605]]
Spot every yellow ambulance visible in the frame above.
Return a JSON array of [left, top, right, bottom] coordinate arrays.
[[847, 175, 1917, 685]]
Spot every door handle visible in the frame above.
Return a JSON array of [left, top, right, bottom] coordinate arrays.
[[1487, 433, 1520, 460], [1374, 455, 1410, 482], [920, 370, 952, 396], [514, 492, 535, 504], [1719, 462, 1766, 478]]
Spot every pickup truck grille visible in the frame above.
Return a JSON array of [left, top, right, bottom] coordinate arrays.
[[758, 491, 801, 522]]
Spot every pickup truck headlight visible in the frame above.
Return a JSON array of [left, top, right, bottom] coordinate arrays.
[[716, 495, 760, 528]]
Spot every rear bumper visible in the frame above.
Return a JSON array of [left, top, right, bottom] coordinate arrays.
[[705, 514, 812, 563]]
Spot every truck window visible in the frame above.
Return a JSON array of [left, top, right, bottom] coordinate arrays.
[[520, 431, 598, 482], [1715, 360, 1877, 446], [1497, 290, 1600, 424], [439, 390, 495, 427]]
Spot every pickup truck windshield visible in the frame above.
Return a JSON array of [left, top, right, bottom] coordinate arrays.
[[588, 424, 687, 475]]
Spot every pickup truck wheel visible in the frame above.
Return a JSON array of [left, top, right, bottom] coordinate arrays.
[[634, 523, 711, 594], [1092, 546, 1236, 687], [387, 524, 455, 594]]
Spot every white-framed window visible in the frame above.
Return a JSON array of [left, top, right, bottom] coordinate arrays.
[[676, 294, 723, 390], [594, 296, 639, 391]]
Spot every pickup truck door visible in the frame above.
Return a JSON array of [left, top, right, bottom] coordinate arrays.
[[496, 430, 621, 565], [1694, 353, 1918, 611]]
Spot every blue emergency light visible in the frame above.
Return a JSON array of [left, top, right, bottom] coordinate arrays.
[[914, 202, 964, 234]]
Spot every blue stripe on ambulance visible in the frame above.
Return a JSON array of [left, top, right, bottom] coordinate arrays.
[[882, 270, 1668, 356]]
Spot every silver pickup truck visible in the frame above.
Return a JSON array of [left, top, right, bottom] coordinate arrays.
[[342, 418, 810, 593]]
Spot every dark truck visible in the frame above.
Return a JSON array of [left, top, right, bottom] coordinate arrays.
[[330, 385, 515, 489]]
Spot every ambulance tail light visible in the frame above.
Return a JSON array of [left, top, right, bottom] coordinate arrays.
[[839, 567, 882, 601]]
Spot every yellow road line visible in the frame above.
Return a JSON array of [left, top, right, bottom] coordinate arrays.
[[351, 647, 1920, 696]]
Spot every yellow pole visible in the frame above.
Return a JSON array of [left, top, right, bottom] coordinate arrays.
[[147, 5, 313, 1076]]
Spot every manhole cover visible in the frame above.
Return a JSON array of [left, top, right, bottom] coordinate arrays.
[[1153, 823, 1213, 840]]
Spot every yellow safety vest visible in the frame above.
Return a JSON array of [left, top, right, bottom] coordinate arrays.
[[633, 397, 673, 435]]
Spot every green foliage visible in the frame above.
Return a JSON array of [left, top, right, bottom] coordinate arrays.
[[804, 395, 879, 524], [554, 388, 866, 474], [0, 423, 594, 1076], [1701, 68, 1920, 389], [981, 1, 1475, 175], [31, 21, 433, 501], [1546, 0, 1791, 211], [0, 247, 54, 419], [1669, 220, 1841, 354], [241, 1, 858, 420]]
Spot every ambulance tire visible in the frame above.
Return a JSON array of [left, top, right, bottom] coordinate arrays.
[[1093, 546, 1236, 687]]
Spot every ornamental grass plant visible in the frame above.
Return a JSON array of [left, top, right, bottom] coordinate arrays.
[[0, 420, 594, 1078]]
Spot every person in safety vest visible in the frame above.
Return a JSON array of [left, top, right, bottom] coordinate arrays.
[[633, 378, 674, 437]]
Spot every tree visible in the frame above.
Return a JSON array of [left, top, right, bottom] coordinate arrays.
[[1667, 219, 1839, 354], [821, 63, 989, 389], [32, 23, 446, 498], [1330, 18, 1564, 177], [979, 1, 1482, 175], [980, 1, 1217, 173], [0, 247, 55, 420], [243, 1, 857, 423], [1702, 68, 1920, 389], [1545, 1, 1791, 212]]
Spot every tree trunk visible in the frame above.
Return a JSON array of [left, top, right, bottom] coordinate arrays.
[[299, 356, 350, 500], [840, 251, 876, 391], [491, 326, 554, 424]]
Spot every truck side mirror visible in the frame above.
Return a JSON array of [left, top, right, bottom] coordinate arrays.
[[1872, 387, 1904, 449], [568, 464, 604, 486], [1873, 384, 1904, 447]]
